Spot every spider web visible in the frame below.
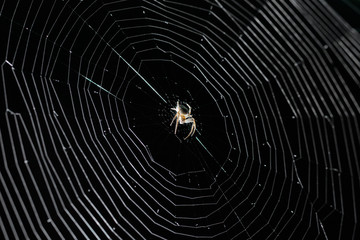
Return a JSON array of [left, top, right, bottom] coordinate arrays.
[[1, 0, 360, 239]]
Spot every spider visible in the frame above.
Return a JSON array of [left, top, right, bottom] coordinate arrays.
[[170, 100, 196, 140]]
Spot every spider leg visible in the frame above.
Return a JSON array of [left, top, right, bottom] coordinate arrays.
[[184, 129, 192, 140], [191, 120, 196, 136], [184, 118, 196, 140], [170, 113, 178, 126], [174, 114, 179, 134], [186, 104, 191, 115]]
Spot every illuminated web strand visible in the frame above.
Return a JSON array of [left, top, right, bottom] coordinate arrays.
[[84, 22, 167, 104], [80, 74, 121, 100], [79, 55, 167, 104], [196, 137, 214, 158], [116, 54, 167, 104]]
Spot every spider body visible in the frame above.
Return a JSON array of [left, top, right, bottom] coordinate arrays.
[[170, 100, 196, 140]]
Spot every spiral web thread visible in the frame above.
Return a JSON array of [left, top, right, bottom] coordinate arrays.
[[0, 0, 360, 239]]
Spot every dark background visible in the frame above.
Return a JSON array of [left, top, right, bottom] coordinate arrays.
[[0, 1, 360, 239]]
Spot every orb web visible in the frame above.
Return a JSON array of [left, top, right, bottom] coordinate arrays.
[[0, 0, 360, 239]]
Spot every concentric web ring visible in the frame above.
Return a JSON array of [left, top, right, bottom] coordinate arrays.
[[1, 0, 360, 239]]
